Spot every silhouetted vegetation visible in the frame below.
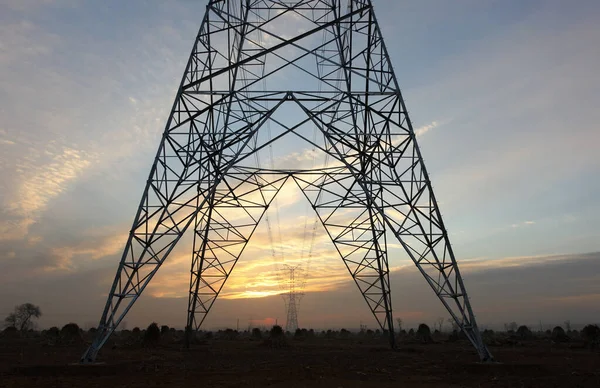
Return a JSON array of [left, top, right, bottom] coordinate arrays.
[[144, 322, 161, 344], [270, 325, 284, 338], [3, 303, 41, 331], [263, 325, 287, 348], [251, 327, 262, 339], [218, 328, 238, 340], [60, 323, 82, 344], [416, 323, 432, 343], [1, 326, 18, 338], [44, 326, 59, 337], [551, 326, 569, 342], [516, 325, 533, 339], [581, 324, 600, 348]]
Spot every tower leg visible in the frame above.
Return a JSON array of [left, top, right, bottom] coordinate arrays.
[[293, 169, 395, 345], [186, 170, 289, 344]]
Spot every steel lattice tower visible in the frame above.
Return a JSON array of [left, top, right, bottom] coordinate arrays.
[[282, 265, 303, 332], [82, 0, 493, 362]]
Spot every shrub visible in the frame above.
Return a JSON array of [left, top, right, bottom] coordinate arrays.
[[516, 325, 533, 339], [221, 328, 238, 340], [482, 329, 496, 345], [263, 325, 287, 348], [581, 324, 600, 348], [144, 322, 161, 344], [60, 323, 80, 336], [251, 327, 262, 339], [160, 325, 170, 335], [60, 323, 82, 343], [46, 326, 60, 337], [416, 323, 432, 343], [449, 329, 467, 342], [551, 326, 569, 342], [1, 326, 18, 338], [270, 325, 284, 338]]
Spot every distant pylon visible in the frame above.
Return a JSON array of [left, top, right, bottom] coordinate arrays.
[[82, 0, 493, 363], [282, 265, 303, 332]]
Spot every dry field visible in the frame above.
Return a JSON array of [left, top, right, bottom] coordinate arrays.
[[1, 331, 599, 387]]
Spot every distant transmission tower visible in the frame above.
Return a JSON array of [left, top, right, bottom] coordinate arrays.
[[282, 265, 303, 332], [81, 0, 493, 362]]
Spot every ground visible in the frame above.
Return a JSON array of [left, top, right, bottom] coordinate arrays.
[[1, 333, 599, 387]]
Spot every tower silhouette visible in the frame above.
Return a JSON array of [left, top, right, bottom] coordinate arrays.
[[281, 265, 303, 333], [82, 0, 492, 362]]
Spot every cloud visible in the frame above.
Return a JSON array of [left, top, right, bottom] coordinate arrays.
[[414, 121, 439, 137], [1, 145, 97, 240]]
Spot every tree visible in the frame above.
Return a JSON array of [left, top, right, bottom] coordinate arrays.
[[435, 317, 445, 332], [144, 322, 161, 344], [581, 324, 600, 348], [416, 323, 432, 343], [516, 325, 533, 339], [447, 318, 459, 332], [551, 326, 569, 342], [4, 303, 41, 331], [396, 318, 403, 332]]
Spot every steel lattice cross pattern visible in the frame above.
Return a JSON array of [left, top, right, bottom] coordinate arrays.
[[82, 0, 493, 363]]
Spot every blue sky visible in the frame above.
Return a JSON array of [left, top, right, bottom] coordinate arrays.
[[0, 0, 599, 330]]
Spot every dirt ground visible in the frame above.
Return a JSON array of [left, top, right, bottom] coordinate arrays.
[[1, 335, 599, 387]]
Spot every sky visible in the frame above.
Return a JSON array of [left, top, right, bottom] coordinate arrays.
[[0, 0, 599, 332]]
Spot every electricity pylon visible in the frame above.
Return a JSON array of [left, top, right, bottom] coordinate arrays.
[[282, 265, 303, 333], [82, 0, 492, 362]]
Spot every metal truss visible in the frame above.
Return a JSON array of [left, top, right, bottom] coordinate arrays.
[[82, 0, 492, 362], [281, 264, 303, 333]]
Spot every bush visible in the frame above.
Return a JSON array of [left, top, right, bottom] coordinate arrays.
[[1, 326, 18, 338], [60, 323, 80, 336], [516, 325, 533, 339], [46, 326, 60, 337], [160, 325, 170, 335], [251, 327, 262, 339], [581, 324, 600, 348], [551, 326, 569, 342], [263, 325, 287, 348], [482, 329, 497, 345], [144, 322, 161, 344], [60, 323, 82, 343], [416, 323, 432, 343], [270, 325, 284, 338], [220, 328, 238, 340]]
